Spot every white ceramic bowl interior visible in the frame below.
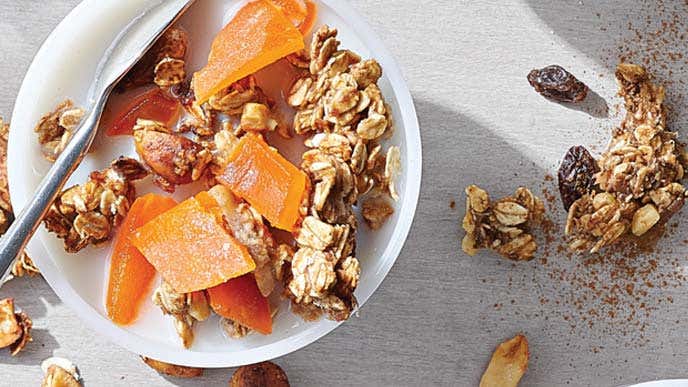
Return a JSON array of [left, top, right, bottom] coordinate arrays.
[[7, 0, 421, 367]]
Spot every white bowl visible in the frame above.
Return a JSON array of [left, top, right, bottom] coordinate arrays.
[[7, 0, 421, 367]]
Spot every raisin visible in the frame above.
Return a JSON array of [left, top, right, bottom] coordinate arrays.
[[528, 65, 589, 103], [558, 145, 599, 211]]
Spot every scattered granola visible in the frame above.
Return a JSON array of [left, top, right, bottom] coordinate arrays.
[[152, 281, 210, 348], [479, 334, 529, 387], [41, 357, 81, 387], [141, 357, 203, 378], [43, 157, 148, 253], [285, 25, 399, 321], [462, 185, 545, 261], [230, 362, 290, 387], [565, 63, 687, 253], [0, 118, 40, 278], [0, 298, 32, 356], [33, 100, 85, 162]]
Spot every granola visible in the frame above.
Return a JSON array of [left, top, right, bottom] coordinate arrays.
[[462, 185, 545, 261], [120, 27, 188, 90], [230, 362, 290, 387], [565, 63, 688, 253], [284, 25, 400, 321], [152, 281, 210, 348], [33, 100, 85, 162], [43, 157, 148, 253], [0, 118, 40, 277], [0, 298, 32, 356]]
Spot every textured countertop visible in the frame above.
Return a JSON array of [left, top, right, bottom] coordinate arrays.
[[2, 1, 688, 386]]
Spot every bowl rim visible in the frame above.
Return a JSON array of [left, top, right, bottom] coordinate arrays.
[[7, 0, 422, 367]]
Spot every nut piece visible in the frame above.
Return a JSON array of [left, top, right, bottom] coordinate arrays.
[[462, 185, 544, 261], [141, 357, 203, 378], [230, 362, 290, 387], [221, 317, 251, 339], [152, 281, 209, 348], [134, 121, 211, 192], [631, 204, 661, 236], [240, 103, 274, 131], [41, 357, 81, 387], [34, 100, 85, 162], [154, 57, 186, 87], [361, 195, 394, 230], [480, 334, 529, 387]]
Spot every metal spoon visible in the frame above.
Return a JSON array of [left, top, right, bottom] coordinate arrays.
[[0, 0, 195, 273]]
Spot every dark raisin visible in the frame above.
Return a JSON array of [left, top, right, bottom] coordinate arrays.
[[528, 65, 589, 103], [558, 145, 599, 210]]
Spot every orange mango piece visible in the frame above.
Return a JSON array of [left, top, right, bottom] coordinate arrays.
[[106, 88, 180, 136], [207, 274, 272, 335], [192, 0, 305, 104], [217, 133, 308, 232], [271, 0, 307, 27], [298, 0, 317, 35], [131, 195, 256, 293], [106, 193, 178, 325]]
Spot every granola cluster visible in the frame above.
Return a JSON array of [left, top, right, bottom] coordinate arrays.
[[41, 357, 82, 387], [284, 25, 400, 321], [43, 157, 148, 252], [33, 100, 84, 162], [0, 298, 32, 356], [152, 281, 210, 348], [565, 64, 688, 253], [462, 185, 545, 261], [0, 118, 40, 278]]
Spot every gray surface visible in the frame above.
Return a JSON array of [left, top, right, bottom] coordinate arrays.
[[2, 0, 688, 386]]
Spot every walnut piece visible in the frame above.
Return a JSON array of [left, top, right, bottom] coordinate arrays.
[[230, 362, 290, 387], [462, 185, 545, 261], [479, 334, 529, 387], [0, 298, 32, 356], [34, 100, 85, 162], [565, 64, 687, 253], [152, 281, 209, 348], [361, 195, 394, 230], [41, 357, 81, 387], [141, 357, 203, 378], [43, 157, 148, 253]]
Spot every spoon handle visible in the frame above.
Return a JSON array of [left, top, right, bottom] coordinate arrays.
[[0, 94, 108, 274]]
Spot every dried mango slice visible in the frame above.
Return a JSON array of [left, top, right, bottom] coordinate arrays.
[[106, 88, 180, 136], [207, 274, 272, 335], [298, 0, 317, 34], [132, 196, 255, 293], [106, 193, 177, 325], [217, 133, 308, 232], [192, 0, 305, 104]]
